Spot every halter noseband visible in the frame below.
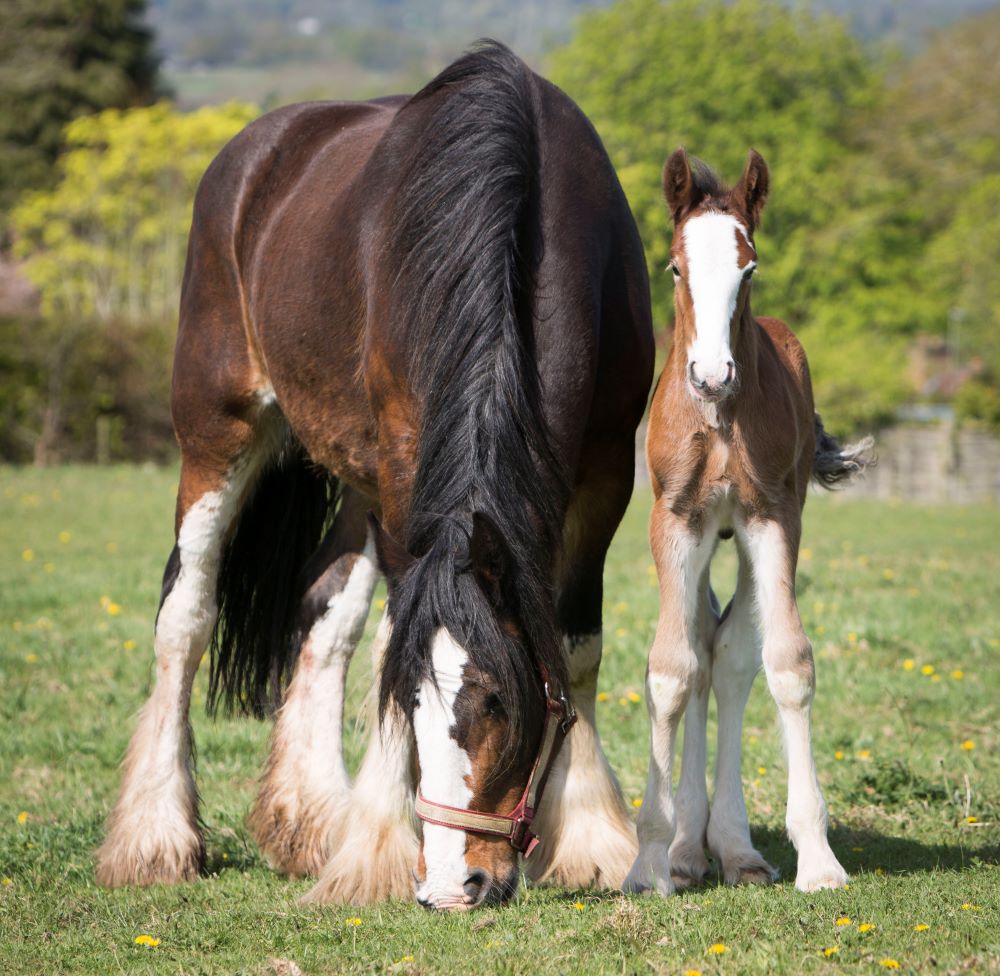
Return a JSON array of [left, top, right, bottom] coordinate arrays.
[[414, 671, 576, 858]]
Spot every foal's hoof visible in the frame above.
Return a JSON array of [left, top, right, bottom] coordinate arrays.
[[95, 827, 204, 888], [721, 853, 780, 887], [795, 855, 849, 892], [668, 844, 710, 889]]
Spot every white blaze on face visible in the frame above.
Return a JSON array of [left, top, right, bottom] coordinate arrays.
[[413, 628, 473, 907], [683, 213, 752, 388]]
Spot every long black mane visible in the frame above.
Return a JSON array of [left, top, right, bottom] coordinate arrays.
[[376, 42, 568, 764]]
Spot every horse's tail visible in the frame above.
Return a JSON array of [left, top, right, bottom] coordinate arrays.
[[206, 438, 337, 718], [812, 413, 875, 489]]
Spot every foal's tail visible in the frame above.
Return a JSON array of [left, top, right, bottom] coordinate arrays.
[[812, 413, 875, 489]]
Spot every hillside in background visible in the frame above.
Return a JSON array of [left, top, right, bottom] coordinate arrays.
[[150, 0, 1000, 107]]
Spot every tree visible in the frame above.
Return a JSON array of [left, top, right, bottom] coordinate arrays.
[[547, 0, 911, 431], [0, 0, 163, 234]]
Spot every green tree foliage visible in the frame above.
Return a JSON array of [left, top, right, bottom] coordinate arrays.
[[11, 102, 257, 326], [548, 0, 913, 432], [0, 0, 162, 230]]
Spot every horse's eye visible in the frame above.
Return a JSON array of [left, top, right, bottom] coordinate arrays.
[[669, 262, 681, 277], [742, 263, 757, 280], [484, 693, 505, 718]]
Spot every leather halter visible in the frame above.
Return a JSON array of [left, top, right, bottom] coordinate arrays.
[[414, 671, 576, 858]]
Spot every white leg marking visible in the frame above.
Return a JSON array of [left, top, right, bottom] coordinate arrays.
[[743, 519, 847, 892], [526, 633, 637, 889], [249, 531, 377, 875]]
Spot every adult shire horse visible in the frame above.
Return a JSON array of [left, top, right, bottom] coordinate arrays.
[[96, 43, 654, 910]]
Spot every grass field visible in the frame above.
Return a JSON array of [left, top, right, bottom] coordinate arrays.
[[1, 465, 997, 975]]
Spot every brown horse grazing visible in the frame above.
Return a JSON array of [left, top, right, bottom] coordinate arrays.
[[95, 42, 654, 911], [624, 149, 872, 897]]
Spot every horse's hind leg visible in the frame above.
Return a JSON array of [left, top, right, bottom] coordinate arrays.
[[525, 468, 638, 890], [303, 611, 419, 904], [96, 424, 275, 887], [248, 487, 377, 877]]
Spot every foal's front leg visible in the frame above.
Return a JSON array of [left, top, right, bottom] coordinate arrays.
[[624, 506, 715, 895], [743, 517, 847, 891]]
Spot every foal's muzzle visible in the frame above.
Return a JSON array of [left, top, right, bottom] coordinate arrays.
[[689, 359, 736, 400]]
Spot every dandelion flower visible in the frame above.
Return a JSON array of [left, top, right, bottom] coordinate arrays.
[[880, 961, 900, 970], [345, 917, 362, 926], [856, 749, 871, 760], [627, 691, 641, 703], [964, 816, 978, 824], [960, 903, 980, 911], [801, 548, 813, 561], [707, 943, 728, 955], [631, 797, 642, 808], [851, 846, 864, 852], [913, 923, 929, 932], [951, 670, 964, 680], [16, 811, 28, 825], [21, 549, 34, 562], [858, 923, 875, 933], [874, 867, 885, 875], [2, 878, 12, 886], [123, 639, 136, 651], [757, 766, 767, 775], [105, 541, 118, 553], [24, 653, 38, 664], [902, 659, 915, 671], [847, 632, 858, 644], [882, 568, 895, 580], [107, 602, 122, 616], [834, 916, 852, 926], [618, 697, 629, 706], [822, 947, 839, 957], [597, 691, 609, 702], [834, 750, 845, 761], [616, 627, 629, 637], [573, 901, 585, 911], [921, 664, 935, 676], [400, 956, 415, 963], [748, 735, 759, 745], [960, 740, 975, 751], [58, 531, 71, 544], [683, 970, 703, 976], [133, 935, 160, 947], [613, 601, 628, 613]]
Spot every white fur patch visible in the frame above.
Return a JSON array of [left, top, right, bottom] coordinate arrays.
[[683, 213, 749, 386], [413, 629, 473, 907]]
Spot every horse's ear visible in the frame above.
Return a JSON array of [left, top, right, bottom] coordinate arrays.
[[468, 511, 511, 608], [663, 147, 702, 224], [368, 512, 415, 580], [736, 149, 769, 231]]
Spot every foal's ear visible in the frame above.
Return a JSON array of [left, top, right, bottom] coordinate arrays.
[[368, 512, 415, 580], [735, 149, 769, 231], [663, 147, 702, 224], [468, 511, 512, 608]]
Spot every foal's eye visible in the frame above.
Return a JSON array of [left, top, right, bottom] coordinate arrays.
[[669, 262, 681, 278], [742, 263, 757, 281]]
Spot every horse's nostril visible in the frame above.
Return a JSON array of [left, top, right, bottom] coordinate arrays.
[[463, 869, 490, 903], [417, 895, 434, 911], [724, 361, 736, 385]]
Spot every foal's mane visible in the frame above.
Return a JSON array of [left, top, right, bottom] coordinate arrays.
[[376, 41, 567, 761]]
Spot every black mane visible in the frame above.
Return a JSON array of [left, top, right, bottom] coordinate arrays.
[[376, 41, 568, 764]]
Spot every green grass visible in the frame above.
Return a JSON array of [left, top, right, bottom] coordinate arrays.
[[1, 465, 997, 975]]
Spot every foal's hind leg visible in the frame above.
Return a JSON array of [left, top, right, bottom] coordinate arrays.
[[96, 435, 273, 887], [742, 516, 847, 891], [706, 553, 779, 885], [247, 488, 377, 877]]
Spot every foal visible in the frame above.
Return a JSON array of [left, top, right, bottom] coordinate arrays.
[[624, 149, 872, 896]]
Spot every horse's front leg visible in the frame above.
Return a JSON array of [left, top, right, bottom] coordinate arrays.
[[624, 503, 715, 896], [742, 515, 847, 891]]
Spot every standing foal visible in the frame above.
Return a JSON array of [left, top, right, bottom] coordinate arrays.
[[625, 148, 872, 896]]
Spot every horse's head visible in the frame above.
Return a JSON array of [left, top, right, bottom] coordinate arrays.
[[663, 147, 769, 403], [372, 511, 560, 911]]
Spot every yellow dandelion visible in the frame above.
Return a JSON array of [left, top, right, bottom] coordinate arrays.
[[627, 691, 641, 703], [99, 595, 111, 608], [618, 697, 629, 706], [874, 867, 885, 875], [748, 734, 759, 745], [902, 659, 915, 671], [631, 797, 642, 808], [400, 956, 415, 963], [43, 562, 55, 573], [847, 632, 858, 644], [964, 816, 978, 824], [950, 669, 964, 680], [107, 602, 122, 616], [21, 548, 34, 562], [616, 627, 629, 638], [757, 766, 767, 775], [882, 568, 895, 580], [58, 531, 71, 544], [133, 935, 160, 947], [24, 653, 38, 664], [822, 947, 839, 957], [857, 749, 871, 760], [613, 600, 628, 613], [913, 923, 929, 932], [596, 691, 610, 702], [222, 852, 229, 860], [16, 811, 28, 825], [907, 587, 919, 597], [834, 916, 852, 927], [683, 971, 703, 976], [2, 878, 12, 886], [123, 639, 136, 651], [989, 638, 999, 649], [931, 674, 942, 683], [851, 846, 864, 853], [707, 943, 728, 955], [345, 917, 362, 926], [960, 903, 980, 911], [858, 923, 875, 933], [105, 541, 118, 553], [960, 740, 975, 751], [815, 624, 826, 636], [801, 548, 813, 561], [921, 664, 935, 676], [573, 901, 585, 910], [880, 961, 900, 970], [376, 597, 386, 610], [834, 750, 845, 760]]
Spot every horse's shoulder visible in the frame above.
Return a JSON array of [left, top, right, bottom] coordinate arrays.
[[755, 316, 809, 377]]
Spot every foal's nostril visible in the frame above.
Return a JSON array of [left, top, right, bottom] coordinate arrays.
[[724, 360, 736, 386], [417, 894, 434, 911], [463, 869, 491, 904], [688, 361, 706, 388]]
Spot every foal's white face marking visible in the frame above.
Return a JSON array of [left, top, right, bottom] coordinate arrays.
[[681, 213, 755, 394], [413, 628, 474, 909]]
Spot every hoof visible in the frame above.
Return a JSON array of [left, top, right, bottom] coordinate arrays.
[[668, 843, 710, 889], [247, 790, 343, 879], [720, 852, 780, 887], [96, 823, 204, 888]]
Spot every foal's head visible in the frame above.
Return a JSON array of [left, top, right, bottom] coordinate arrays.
[[373, 512, 553, 911], [663, 147, 769, 402]]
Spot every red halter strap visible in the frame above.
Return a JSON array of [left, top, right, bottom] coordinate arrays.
[[414, 671, 576, 858]]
